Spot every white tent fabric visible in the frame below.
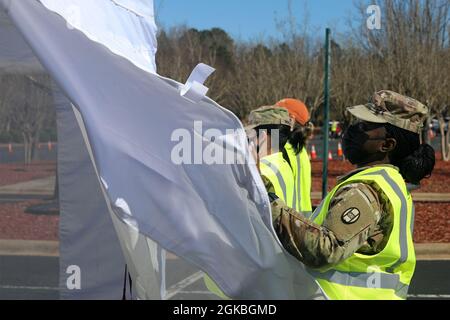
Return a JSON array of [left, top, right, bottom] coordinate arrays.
[[1, 0, 163, 299], [56, 94, 132, 299], [2, 0, 324, 299], [0, 9, 42, 72], [38, 0, 165, 299], [1, 5, 138, 299], [72, 104, 166, 299], [40, 0, 158, 74]]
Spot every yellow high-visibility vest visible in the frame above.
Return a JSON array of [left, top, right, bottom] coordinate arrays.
[[331, 121, 338, 132], [285, 143, 312, 215], [259, 151, 295, 208], [308, 166, 416, 300], [204, 275, 230, 300]]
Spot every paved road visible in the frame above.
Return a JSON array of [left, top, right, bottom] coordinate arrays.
[[0, 255, 449, 300], [408, 261, 450, 300], [0, 256, 59, 299], [0, 255, 216, 300]]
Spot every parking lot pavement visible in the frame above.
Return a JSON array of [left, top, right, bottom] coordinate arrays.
[[0, 255, 59, 300], [0, 255, 449, 300], [408, 260, 450, 300], [0, 255, 217, 300]]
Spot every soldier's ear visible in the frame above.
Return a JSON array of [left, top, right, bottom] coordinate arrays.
[[380, 137, 396, 153]]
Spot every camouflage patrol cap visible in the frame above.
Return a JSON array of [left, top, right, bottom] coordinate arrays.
[[246, 105, 295, 131], [347, 90, 429, 134]]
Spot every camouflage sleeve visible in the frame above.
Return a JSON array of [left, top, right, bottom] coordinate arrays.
[[271, 182, 381, 269], [261, 175, 276, 195]]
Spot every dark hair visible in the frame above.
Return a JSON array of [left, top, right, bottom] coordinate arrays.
[[289, 123, 313, 155], [384, 123, 435, 184], [255, 123, 312, 155]]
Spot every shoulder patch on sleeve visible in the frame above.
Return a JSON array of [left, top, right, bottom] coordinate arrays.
[[341, 207, 361, 224], [322, 184, 381, 243]]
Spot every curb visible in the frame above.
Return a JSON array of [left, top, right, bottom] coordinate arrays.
[[0, 192, 53, 197], [414, 243, 450, 260], [0, 239, 59, 257], [0, 240, 449, 260], [0, 177, 55, 196]]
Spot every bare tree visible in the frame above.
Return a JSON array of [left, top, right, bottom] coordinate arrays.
[[348, 0, 450, 158], [155, 0, 449, 156], [0, 73, 54, 164]]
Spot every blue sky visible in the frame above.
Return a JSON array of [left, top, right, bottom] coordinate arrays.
[[154, 0, 358, 41]]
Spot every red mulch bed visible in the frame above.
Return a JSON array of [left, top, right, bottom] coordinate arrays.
[[311, 159, 353, 193], [0, 161, 56, 187], [311, 158, 450, 243], [0, 200, 59, 241], [417, 160, 450, 193], [311, 157, 450, 193], [0, 159, 448, 242], [413, 202, 450, 242], [0, 161, 58, 241]]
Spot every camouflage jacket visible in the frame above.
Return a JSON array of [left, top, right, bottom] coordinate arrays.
[[265, 165, 397, 270]]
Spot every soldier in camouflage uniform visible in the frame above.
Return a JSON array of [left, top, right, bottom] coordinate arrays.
[[269, 90, 436, 278], [246, 105, 297, 200], [246, 105, 295, 158]]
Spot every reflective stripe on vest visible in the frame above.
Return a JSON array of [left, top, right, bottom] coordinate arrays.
[[309, 166, 415, 300], [285, 143, 312, 213], [361, 170, 408, 273], [308, 269, 409, 299], [260, 152, 295, 208]]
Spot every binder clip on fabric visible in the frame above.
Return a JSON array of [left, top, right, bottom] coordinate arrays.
[[180, 63, 216, 103]]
